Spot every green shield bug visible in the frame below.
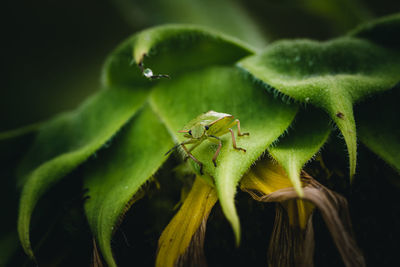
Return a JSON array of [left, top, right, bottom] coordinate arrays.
[[165, 111, 249, 174]]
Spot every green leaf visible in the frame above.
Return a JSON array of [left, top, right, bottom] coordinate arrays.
[[356, 87, 400, 173], [268, 108, 332, 196], [150, 66, 297, 243], [0, 123, 39, 141], [16, 24, 257, 261], [114, 0, 268, 48], [103, 24, 254, 88], [238, 36, 400, 180], [349, 13, 400, 47], [82, 25, 257, 265], [0, 126, 38, 265], [17, 87, 148, 258], [83, 105, 173, 267]]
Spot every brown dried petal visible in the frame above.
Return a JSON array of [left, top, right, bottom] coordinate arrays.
[[242, 169, 365, 267]]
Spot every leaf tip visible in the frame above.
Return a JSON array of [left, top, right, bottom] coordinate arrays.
[[233, 217, 241, 247], [331, 107, 357, 185], [17, 194, 36, 262], [295, 185, 304, 198], [287, 165, 304, 198], [17, 224, 35, 262], [220, 196, 241, 246], [349, 164, 356, 183], [348, 138, 357, 183]]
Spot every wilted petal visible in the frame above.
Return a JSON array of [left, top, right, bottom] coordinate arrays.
[[156, 177, 218, 267], [92, 238, 104, 267], [241, 158, 365, 267], [268, 204, 315, 267]]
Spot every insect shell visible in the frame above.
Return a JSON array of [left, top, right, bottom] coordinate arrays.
[[165, 111, 249, 175]]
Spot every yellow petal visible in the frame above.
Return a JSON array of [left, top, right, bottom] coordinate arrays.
[[283, 199, 314, 229], [156, 177, 217, 267], [240, 160, 293, 194], [241, 158, 314, 229]]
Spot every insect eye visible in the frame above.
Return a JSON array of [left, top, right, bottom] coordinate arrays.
[[204, 125, 209, 130], [188, 130, 192, 135]]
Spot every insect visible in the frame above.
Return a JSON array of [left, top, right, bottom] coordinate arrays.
[[165, 111, 249, 174]]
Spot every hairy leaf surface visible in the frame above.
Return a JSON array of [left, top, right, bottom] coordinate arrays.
[[269, 108, 331, 196], [83, 105, 173, 267], [80, 25, 263, 264], [17, 88, 148, 258], [16, 25, 256, 259], [13, 17, 400, 265], [150, 66, 297, 243], [239, 36, 400, 180], [103, 24, 254, 88], [0, 125, 38, 266]]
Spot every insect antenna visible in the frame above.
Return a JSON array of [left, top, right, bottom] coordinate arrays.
[[165, 143, 183, 156]]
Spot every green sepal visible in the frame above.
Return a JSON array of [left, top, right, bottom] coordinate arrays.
[[239, 34, 400, 180], [17, 88, 148, 258], [269, 108, 332, 196], [150, 66, 297, 244]]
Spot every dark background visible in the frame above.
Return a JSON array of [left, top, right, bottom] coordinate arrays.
[[2, 0, 399, 131]]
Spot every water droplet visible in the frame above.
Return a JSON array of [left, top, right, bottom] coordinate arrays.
[[143, 68, 153, 78]]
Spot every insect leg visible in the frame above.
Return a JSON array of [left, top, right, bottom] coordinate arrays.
[[229, 129, 246, 152], [235, 119, 249, 136], [181, 143, 204, 175], [208, 135, 222, 167], [183, 142, 201, 161]]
